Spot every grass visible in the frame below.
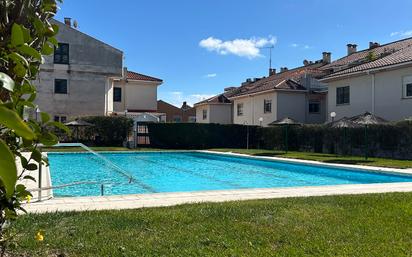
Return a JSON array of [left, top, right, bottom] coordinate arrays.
[[9, 193, 412, 256], [210, 148, 412, 169]]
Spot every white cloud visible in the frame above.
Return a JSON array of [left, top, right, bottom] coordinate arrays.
[[204, 73, 217, 78], [199, 36, 277, 59], [390, 30, 412, 37], [159, 91, 217, 107], [290, 43, 299, 48]]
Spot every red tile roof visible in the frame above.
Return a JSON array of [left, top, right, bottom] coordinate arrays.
[[228, 62, 327, 98], [322, 37, 412, 72], [194, 92, 233, 105], [324, 45, 412, 79], [127, 71, 163, 82], [194, 62, 327, 105]]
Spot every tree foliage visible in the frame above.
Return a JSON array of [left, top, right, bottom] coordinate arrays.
[[0, 0, 67, 252]]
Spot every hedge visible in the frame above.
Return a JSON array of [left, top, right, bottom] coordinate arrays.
[[64, 118, 412, 159], [71, 116, 133, 147], [146, 122, 412, 159], [146, 123, 258, 149]]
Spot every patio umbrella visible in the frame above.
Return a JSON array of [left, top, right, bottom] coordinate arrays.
[[349, 112, 387, 160], [328, 117, 360, 155], [269, 117, 302, 153], [65, 119, 95, 141]]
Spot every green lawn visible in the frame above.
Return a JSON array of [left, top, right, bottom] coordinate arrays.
[[210, 148, 412, 169], [9, 193, 412, 256]]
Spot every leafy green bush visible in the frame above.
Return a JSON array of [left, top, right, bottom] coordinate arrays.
[[257, 124, 412, 159], [80, 116, 133, 147], [0, 0, 67, 253]]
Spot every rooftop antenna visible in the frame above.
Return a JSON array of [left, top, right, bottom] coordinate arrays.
[[261, 45, 275, 70]]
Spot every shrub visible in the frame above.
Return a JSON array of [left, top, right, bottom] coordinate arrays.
[[146, 123, 412, 159], [80, 116, 133, 147], [147, 123, 258, 149], [0, 0, 67, 253]]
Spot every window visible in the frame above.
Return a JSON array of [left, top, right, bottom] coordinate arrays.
[[336, 86, 350, 105], [137, 124, 148, 134], [407, 83, 412, 97], [202, 109, 207, 120], [309, 102, 320, 113], [113, 87, 122, 102], [54, 79, 68, 94], [54, 43, 69, 64], [402, 76, 412, 98], [237, 103, 244, 116], [53, 115, 67, 123], [264, 99, 272, 113]]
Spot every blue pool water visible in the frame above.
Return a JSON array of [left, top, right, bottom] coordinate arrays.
[[48, 151, 412, 197]]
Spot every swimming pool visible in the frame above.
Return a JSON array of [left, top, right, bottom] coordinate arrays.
[[48, 151, 412, 197]]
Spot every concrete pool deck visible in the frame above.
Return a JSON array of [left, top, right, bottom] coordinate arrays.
[[24, 182, 412, 213], [22, 151, 412, 213]]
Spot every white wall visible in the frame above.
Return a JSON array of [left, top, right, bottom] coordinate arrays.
[[327, 75, 372, 121], [233, 92, 277, 126], [209, 104, 233, 124], [375, 67, 412, 120], [195, 105, 210, 123], [276, 91, 307, 123], [326, 66, 412, 121], [113, 80, 159, 112]]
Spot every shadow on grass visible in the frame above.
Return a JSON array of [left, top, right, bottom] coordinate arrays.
[[323, 159, 374, 165], [253, 152, 285, 157]]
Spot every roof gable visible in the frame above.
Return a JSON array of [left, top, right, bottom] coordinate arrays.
[[228, 63, 326, 98], [127, 71, 163, 82]]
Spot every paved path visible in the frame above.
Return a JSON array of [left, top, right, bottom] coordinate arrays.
[[24, 182, 412, 213]]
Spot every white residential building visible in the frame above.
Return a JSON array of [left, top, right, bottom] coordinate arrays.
[[194, 53, 330, 126], [321, 39, 412, 121]]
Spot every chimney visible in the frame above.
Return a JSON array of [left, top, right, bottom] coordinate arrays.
[[241, 78, 253, 86], [123, 67, 128, 79], [280, 67, 288, 72], [369, 42, 380, 49], [347, 44, 357, 55], [269, 68, 276, 76], [322, 52, 331, 64], [181, 101, 188, 110], [64, 17, 72, 27], [303, 59, 310, 66]]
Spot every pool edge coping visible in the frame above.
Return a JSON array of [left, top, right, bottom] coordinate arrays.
[[198, 150, 412, 176], [26, 149, 412, 213], [24, 182, 412, 213]]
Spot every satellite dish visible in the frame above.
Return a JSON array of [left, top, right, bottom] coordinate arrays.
[[73, 20, 78, 28]]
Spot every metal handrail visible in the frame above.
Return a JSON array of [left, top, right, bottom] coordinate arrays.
[[50, 143, 156, 193]]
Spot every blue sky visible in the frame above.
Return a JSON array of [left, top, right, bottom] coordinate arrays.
[[55, 0, 412, 107]]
